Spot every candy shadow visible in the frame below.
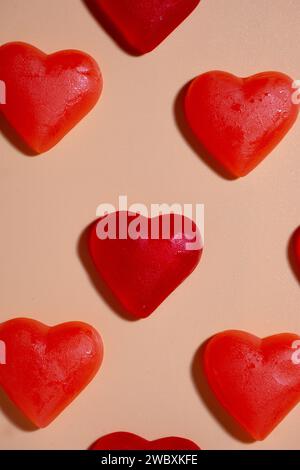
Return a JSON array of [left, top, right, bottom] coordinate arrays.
[[0, 114, 38, 157], [191, 341, 254, 444], [0, 389, 37, 432], [82, 0, 140, 56], [174, 83, 236, 181], [77, 222, 137, 322], [287, 228, 300, 283]]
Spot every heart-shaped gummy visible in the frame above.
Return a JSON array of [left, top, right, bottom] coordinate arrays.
[[0, 318, 103, 428], [291, 226, 300, 276], [203, 330, 300, 440], [88, 211, 202, 319], [0, 42, 102, 154], [89, 432, 200, 450], [185, 71, 299, 177], [94, 0, 200, 54]]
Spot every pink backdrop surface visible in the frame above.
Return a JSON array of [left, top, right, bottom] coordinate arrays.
[[0, 0, 299, 450]]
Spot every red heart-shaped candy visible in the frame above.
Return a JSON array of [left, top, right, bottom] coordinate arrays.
[[0, 42, 102, 154], [203, 330, 300, 440], [89, 432, 200, 450], [94, 0, 200, 54], [185, 71, 299, 177], [0, 318, 103, 428], [88, 211, 202, 319], [292, 226, 300, 275]]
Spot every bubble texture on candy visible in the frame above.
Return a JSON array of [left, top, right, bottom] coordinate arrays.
[[0, 318, 103, 428], [185, 71, 299, 177], [0, 42, 102, 154], [203, 330, 300, 440], [88, 211, 202, 319]]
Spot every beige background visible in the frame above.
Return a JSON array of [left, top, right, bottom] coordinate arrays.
[[0, 0, 299, 450]]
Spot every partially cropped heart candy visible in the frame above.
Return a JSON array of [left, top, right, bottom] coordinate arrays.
[[203, 330, 300, 440], [291, 226, 300, 276], [88, 211, 202, 319], [185, 71, 299, 177], [0, 318, 103, 427], [89, 432, 200, 450], [0, 42, 102, 154], [94, 0, 201, 54]]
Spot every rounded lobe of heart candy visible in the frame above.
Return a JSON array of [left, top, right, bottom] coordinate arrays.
[[184, 71, 299, 177], [203, 330, 300, 440], [0, 42, 103, 153], [0, 318, 103, 428], [89, 432, 200, 450], [88, 211, 203, 319], [95, 0, 201, 54], [292, 226, 300, 273]]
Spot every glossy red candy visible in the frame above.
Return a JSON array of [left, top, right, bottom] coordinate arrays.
[[88, 211, 202, 319], [0, 318, 103, 428], [185, 71, 299, 177], [89, 432, 200, 450], [95, 0, 200, 54], [292, 226, 300, 272], [0, 42, 102, 154], [204, 330, 300, 440]]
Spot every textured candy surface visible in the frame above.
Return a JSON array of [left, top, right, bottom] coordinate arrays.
[[0, 318, 103, 428], [0, 42, 102, 153], [204, 330, 300, 440], [89, 211, 202, 319], [185, 71, 299, 177]]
